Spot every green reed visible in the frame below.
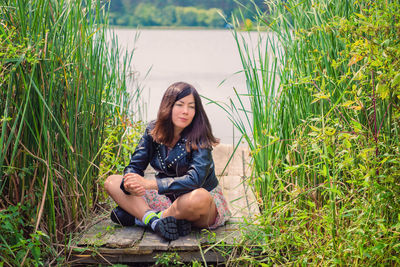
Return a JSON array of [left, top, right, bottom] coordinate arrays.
[[0, 0, 138, 251], [225, 0, 400, 264], [230, 0, 400, 210]]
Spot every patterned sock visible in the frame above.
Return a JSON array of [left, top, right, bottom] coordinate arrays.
[[142, 210, 162, 231], [158, 210, 164, 219], [135, 218, 145, 227]]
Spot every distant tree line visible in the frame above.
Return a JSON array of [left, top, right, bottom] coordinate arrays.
[[108, 0, 267, 28]]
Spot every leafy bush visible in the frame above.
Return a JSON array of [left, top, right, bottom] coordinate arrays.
[[98, 117, 145, 189], [227, 0, 400, 264], [0, 204, 50, 266]]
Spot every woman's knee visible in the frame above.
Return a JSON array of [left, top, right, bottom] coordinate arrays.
[[104, 174, 123, 194], [187, 188, 213, 211]]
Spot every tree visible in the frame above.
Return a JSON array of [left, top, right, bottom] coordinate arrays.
[[160, 6, 177, 26], [133, 3, 161, 26], [175, 6, 198, 26], [205, 8, 225, 28]]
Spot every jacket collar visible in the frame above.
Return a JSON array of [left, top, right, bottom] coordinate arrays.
[[159, 137, 187, 158]]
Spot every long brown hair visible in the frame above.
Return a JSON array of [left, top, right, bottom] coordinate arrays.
[[150, 82, 218, 150]]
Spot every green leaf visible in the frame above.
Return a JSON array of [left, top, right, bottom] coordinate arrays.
[[377, 83, 389, 99], [73, 247, 88, 253], [31, 246, 40, 261], [344, 139, 352, 149], [325, 127, 336, 136], [310, 125, 321, 132], [370, 59, 382, 67], [342, 100, 355, 107], [319, 165, 328, 177], [311, 92, 330, 103], [351, 120, 362, 133], [391, 73, 400, 87], [355, 13, 366, 19]]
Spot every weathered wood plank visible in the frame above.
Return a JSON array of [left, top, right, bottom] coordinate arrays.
[[71, 250, 225, 264], [77, 219, 145, 249], [199, 222, 240, 246], [91, 247, 144, 254], [77, 219, 113, 247], [214, 222, 241, 245], [169, 230, 199, 250], [104, 224, 144, 248], [72, 144, 262, 265], [137, 229, 170, 251]]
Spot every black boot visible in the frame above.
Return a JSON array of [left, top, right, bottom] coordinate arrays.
[[149, 216, 179, 241], [177, 219, 191, 236], [110, 206, 135, 226]]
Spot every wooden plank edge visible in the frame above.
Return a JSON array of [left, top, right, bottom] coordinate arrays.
[[69, 249, 227, 265]]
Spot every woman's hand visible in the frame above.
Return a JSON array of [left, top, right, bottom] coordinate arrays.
[[123, 173, 158, 196], [125, 182, 146, 196]]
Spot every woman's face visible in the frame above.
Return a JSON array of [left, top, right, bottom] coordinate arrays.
[[171, 94, 195, 134]]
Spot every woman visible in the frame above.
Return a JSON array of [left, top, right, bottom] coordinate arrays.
[[104, 82, 231, 241]]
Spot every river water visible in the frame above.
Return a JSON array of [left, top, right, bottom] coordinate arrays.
[[110, 28, 265, 144]]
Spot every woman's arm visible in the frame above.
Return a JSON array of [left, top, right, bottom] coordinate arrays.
[[121, 123, 155, 195]]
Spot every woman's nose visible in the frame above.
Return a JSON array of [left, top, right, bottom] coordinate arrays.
[[182, 106, 188, 114]]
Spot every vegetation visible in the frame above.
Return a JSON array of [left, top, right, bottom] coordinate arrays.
[[2, 0, 399, 265], [108, 0, 267, 28], [0, 0, 142, 264], [98, 118, 145, 188], [221, 0, 400, 264]]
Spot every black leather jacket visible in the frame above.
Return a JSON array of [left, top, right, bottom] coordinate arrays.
[[122, 122, 219, 198]]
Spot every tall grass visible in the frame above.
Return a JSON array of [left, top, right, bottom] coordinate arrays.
[[0, 0, 139, 263], [226, 0, 400, 264]]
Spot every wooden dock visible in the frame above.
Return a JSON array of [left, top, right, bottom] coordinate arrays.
[[70, 144, 259, 265]]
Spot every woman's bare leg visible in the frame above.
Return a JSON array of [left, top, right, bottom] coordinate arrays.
[[105, 175, 217, 228], [104, 174, 149, 220], [162, 188, 217, 228]]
